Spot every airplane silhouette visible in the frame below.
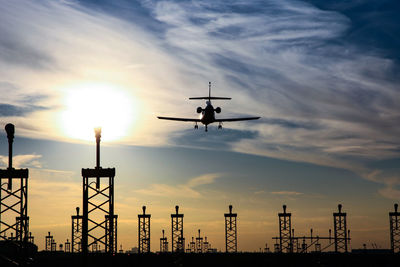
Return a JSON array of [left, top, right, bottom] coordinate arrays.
[[158, 82, 260, 132]]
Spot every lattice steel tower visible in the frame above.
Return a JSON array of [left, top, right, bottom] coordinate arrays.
[[51, 238, 57, 252], [65, 239, 71, 253], [171, 205, 184, 252], [189, 237, 195, 252], [72, 207, 82, 252], [82, 128, 117, 254], [333, 204, 349, 252], [224, 205, 237, 253], [0, 124, 29, 245], [390, 203, 400, 252], [196, 229, 203, 253], [138, 206, 151, 253], [160, 229, 168, 252], [28, 232, 34, 244], [203, 236, 209, 252], [45, 232, 53, 251], [279, 205, 292, 253]]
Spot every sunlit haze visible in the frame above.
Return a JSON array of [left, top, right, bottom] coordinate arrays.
[[60, 83, 137, 142]]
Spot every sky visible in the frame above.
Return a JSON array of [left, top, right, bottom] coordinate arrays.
[[0, 0, 399, 252]]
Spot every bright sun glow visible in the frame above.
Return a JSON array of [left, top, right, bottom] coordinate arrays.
[[61, 83, 137, 142]]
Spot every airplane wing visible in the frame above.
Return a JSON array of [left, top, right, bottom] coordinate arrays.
[[157, 116, 201, 122], [215, 117, 260, 122]]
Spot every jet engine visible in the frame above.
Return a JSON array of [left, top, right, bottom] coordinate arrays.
[[215, 107, 221, 113], [197, 107, 203, 113]]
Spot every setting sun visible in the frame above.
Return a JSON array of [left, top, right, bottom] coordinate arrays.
[[60, 83, 137, 142]]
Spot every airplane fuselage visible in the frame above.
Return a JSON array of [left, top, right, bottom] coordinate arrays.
[[200, 101, 215, 125]]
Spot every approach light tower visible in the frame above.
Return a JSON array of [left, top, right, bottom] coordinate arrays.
[[189, 237, 195, 252], [224, 205, 237, 253], [195, 229, 203, 253], [333, 204, 349, 252], [82, 128, 117, 254], [71, 207, 82, 252], [0, 124, 29, 245], [390, 203, 400, 252], [171, 205, 184, 252], [65, 239, 71, 253], [203, 236, 209, 252], [160, 229, 168, 252], [138, 206, 151, 253], [45, 232, 53, 251], [278, 205, 292, 253]]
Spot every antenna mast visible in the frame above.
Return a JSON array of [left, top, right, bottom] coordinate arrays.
[[208, 82, 211, 101]]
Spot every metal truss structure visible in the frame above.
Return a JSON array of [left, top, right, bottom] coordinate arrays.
[[224, 205, 237, 253], [171, 205, 184, 252], [138, 206, 151, 253], [82, 128, 117, 254], [0, 124, 29, 246], [390, 203, 400, 253]]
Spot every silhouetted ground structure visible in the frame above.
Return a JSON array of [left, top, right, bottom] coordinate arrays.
[[0, 240, 37, 266], [160, 230, 168, 253], [278, 205, 292, 252], [171, 206, 184, 252], [81, 128, 118, 255], [0, 124, 30, 245], [2, 125, 400, 266], [65, 239, 71, 253], [203, 237, 209, 252], [72, 207, 83, 253], [138, 206, 151, 253], [224, 205, 237, 253], [273, 205, 350, 253], [195, 229, 203, 253], [0, 251, 395, 267], [0, 124, 36, 265], [333, 204, 349, 252], [389, 203, 400, 252], [188, 237, 195, 253], [45, 232, 54, 251]]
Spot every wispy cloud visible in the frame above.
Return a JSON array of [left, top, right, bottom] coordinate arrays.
[[364, 169, 400, 200], [136, 173, 222, 198], [270, 191, 303, 196], [0, 0, 399, 198], [378, 186, 400, 200], [0, 154, 42, 168], [146, 0, 400, 167]]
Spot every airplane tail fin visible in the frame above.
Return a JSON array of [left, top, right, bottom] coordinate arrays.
[[189, 82, 231, 100], [209, 81, 211, 100]]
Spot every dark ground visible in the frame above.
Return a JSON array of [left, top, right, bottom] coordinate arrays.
[[2, 251, 400, 267]]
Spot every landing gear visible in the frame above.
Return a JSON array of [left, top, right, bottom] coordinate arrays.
[[218, 122, 222, 129], [205, 125, 208, 132], [194, 122, 198, 129]]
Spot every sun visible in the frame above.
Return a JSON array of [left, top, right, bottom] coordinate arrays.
[[60, 83, 137, 142]]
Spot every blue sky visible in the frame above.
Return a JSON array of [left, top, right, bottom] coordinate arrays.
[[0, 0, 399, 251]]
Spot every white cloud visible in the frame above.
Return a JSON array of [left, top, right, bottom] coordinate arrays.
[[136, 173, 222, 198], [270, 191, 303, 196], [0, 154, 42, 168], [378, 186, 400, 200], [186, 173, 221, 187], [363, 170, 400, 200]]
